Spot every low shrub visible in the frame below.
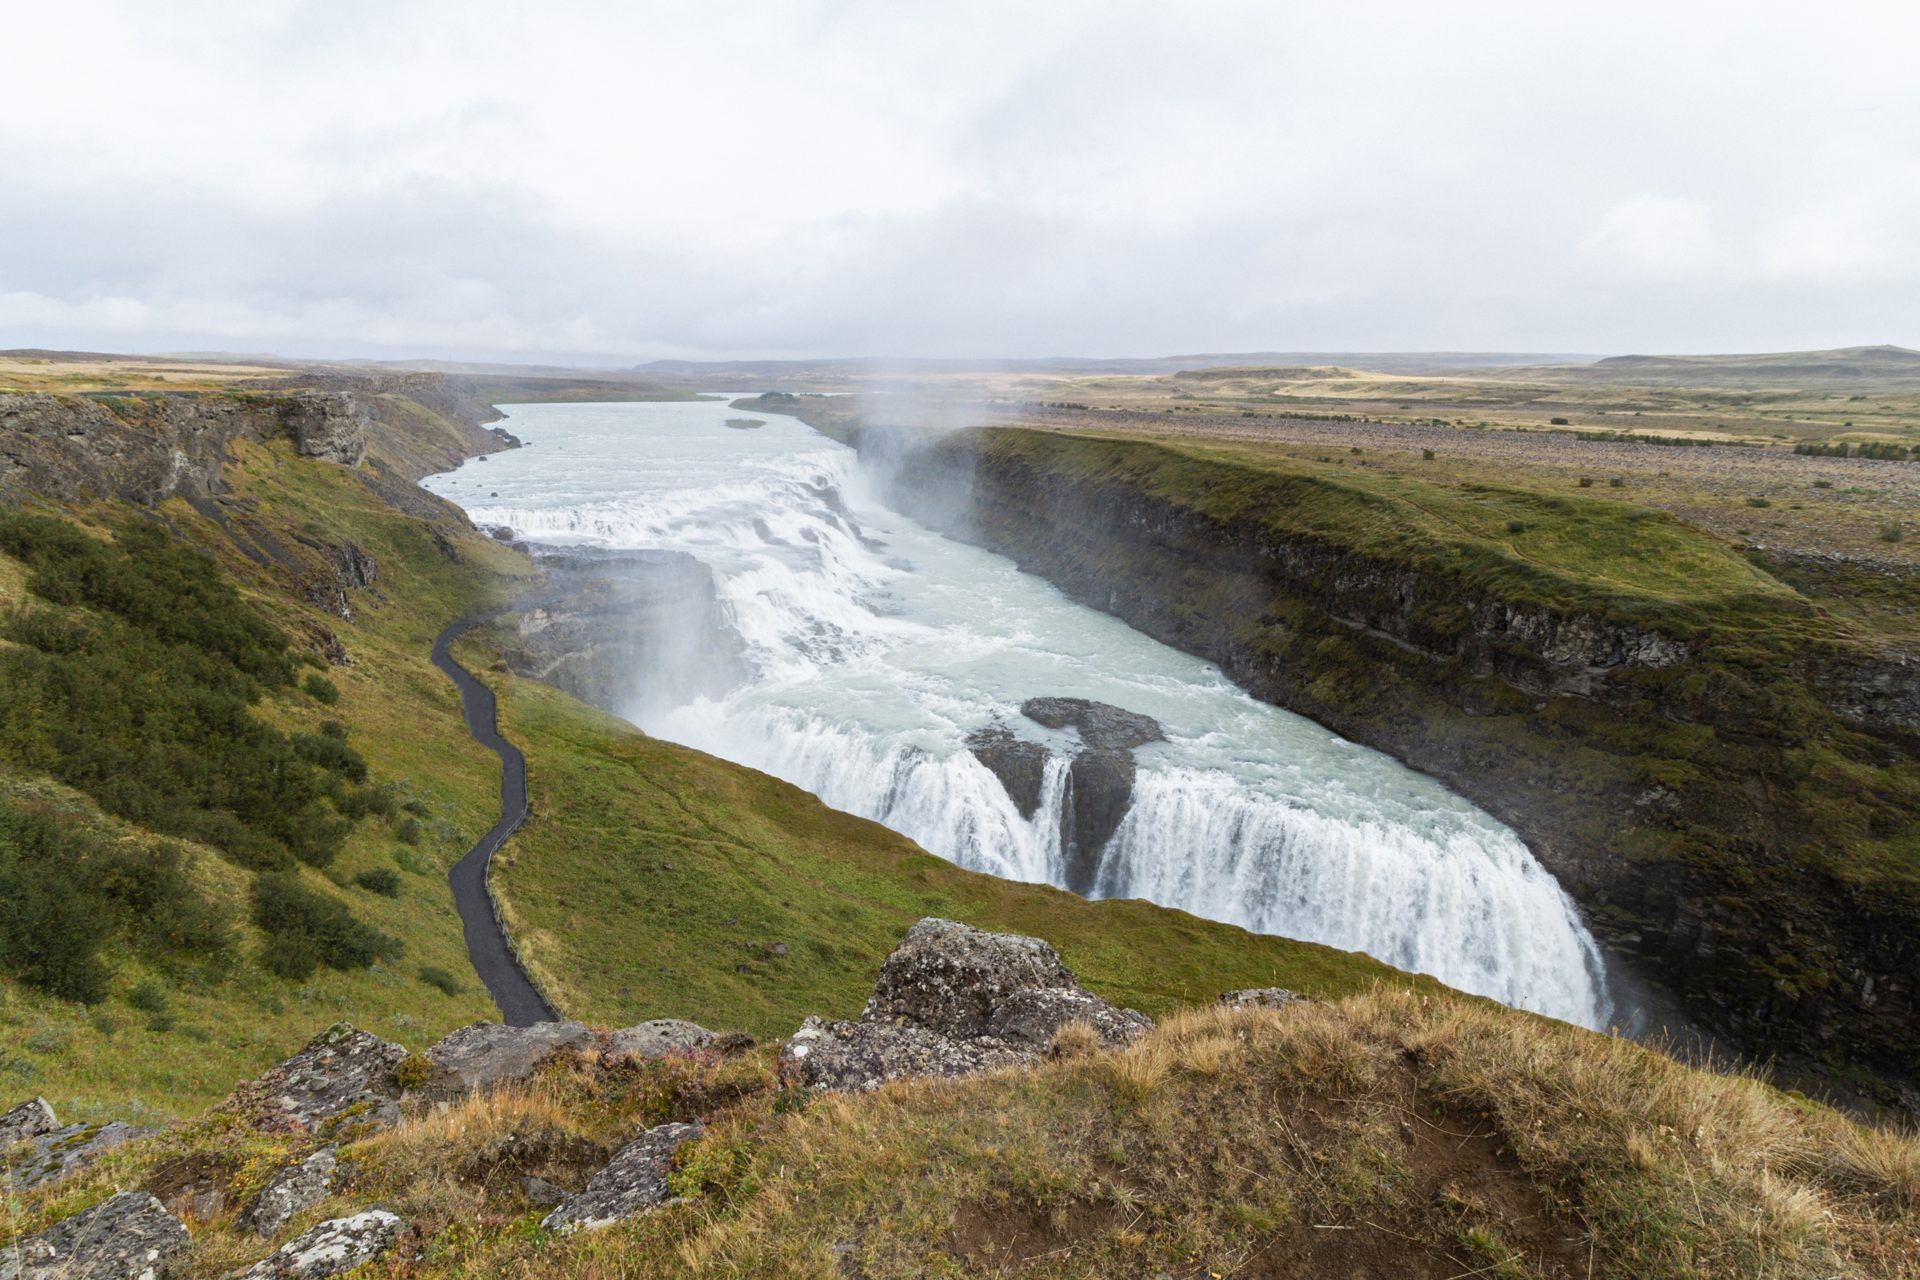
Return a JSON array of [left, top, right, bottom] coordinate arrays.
[[354, 867, 401, 897], [251, 873, 400, 980], [417, 966, 462, 996], [302, 674, 341, 705]]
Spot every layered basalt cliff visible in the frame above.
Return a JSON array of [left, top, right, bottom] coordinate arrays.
[[869, 426, 1920, 1096], [0, 372, 517, 508]]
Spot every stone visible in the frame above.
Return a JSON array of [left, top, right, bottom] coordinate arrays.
[[228, 1210, 401, 1280], [1218, 988, 1306, 1011], [965, 724, 1051, 819], [1020, 697, 1165, 750], [540, 1122, 702, 1234], [7, 1122, 153, 1191], [230, 1025, 406, 1136], [604, 1020, 714, 1062], [0, 1098, 57, 1148], [780, 918, 1150, 1092], [0, 1190, 189, 1280], [423, 1021, 593, 1098], [237, 1147, 338, 1238], [520, 1175, 566, 1206]]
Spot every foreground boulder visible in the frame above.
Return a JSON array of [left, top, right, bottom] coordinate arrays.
[[236, 1147, 338, 1238], [7, 1120, 154, 1191], [540, 1122, 703, 1234], [423, 1021, 593, 1098], [0, 1191, 189, 1280], [228, 1210, 401, 1280], [781, 918, 1150, 1091], [0, 1098, 56, 1149], [605, 1019, 715, 1061], [229, 1025, 406, 1136]]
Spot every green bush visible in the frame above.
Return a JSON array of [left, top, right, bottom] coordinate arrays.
[[1421, 449, 1435, 461], [1578, 477, 1593, 488], [1505, 519, 1528, 534], [251, 873, 400, 980], [0, 513, 362, 869], [1608, 477, 1625, 488], [127, 979, 169, 1014], [417, 965, 462, 996], [0, 797, 232, 1004], [394, 816, 423, 846], [353, 867, 401, 897], [1882, 524, 1906, 543], [302, 674, 341, 705], [1746, 497, 1772, 508]]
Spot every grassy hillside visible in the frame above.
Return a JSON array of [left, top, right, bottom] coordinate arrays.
[[0, 437, 531, 1119]]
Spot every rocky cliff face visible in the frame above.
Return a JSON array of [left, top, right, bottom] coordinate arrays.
[[0, 390, 370, 505], [491, 543, 747, 721], [872, 427, 1920, 1099]]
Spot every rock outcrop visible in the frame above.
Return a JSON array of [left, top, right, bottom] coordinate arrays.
[[540, 1122, 703, 1234], [7, 1120, 154, 1191], [1219, 987, 1306, 1011], [237, 1147, 338, 1238], [964, 726, 1049, 819], [499, 546, 746, 721], [606, 1019, 715, 1061], [229, 1210, 401, 1280], [228, 1025, 406, 1137], [0, 391, 368, 505], [0, 1098, 56, 1149], [0, 1191, 189, 1280], [780, 918, 1151, 1091], [422, 1021, 593, 1099], [968, 697, 1166, 893]]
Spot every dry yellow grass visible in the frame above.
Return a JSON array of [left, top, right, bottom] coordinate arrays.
[[13, 988, 1905, 1277]]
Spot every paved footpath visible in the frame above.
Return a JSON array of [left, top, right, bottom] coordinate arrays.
[[430, 613, 558, 1027]]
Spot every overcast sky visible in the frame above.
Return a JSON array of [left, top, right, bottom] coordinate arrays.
[[2, 1, 1916, 363]]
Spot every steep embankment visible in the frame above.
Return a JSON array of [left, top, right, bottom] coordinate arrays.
[[861, 425, 1920, 1094]]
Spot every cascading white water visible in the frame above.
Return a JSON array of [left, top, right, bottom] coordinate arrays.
[[424, 399, 1613, 1029]]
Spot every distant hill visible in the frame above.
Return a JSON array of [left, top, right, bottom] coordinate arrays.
[[1553, 345, 1920, 386], [631, 352, 1597, 380]]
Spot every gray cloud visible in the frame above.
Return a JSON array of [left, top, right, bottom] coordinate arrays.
[[2, 1, 1916, 361]]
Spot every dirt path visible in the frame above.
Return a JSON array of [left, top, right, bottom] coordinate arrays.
[[431, 612, 558, 1027]]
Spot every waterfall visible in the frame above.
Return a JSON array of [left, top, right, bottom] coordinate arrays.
[[432, 400, 1613, 1030]]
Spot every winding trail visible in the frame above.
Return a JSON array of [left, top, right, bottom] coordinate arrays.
[[431, 612, 558, 1027]]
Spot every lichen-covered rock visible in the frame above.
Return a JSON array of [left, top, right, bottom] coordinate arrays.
[[423, 1021, 593, 1098], [7, 1121, 153, 1190], [228, 1209, 400, 1280], [229, 1025, 406, 1136], [1219, 987, 1306, 1011], [0, 1190, 189, 1280], [605, 1019, 715, 1062], [237, 1147, 337, 1238], [540, 1122, 702, 1234], [781, 918, 1150, 1091], [0, 1098, 57, 1149]]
